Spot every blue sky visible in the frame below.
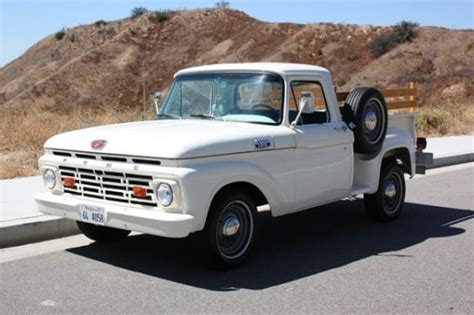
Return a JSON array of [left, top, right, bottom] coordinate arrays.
[[1, 0, 473, 67]]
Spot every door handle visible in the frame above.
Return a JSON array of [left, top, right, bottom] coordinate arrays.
[[334, 126, 348, 132]]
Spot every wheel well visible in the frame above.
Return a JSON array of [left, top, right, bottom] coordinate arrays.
[[383, 147, 411, 173], [211, 182, 269, 208]]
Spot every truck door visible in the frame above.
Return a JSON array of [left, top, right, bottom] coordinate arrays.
[[290, 78, 353, 211]]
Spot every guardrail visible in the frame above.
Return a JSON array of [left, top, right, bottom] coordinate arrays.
[[336, 82, 417, 111]]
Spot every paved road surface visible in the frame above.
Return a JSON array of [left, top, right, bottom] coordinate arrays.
[[1, 164, 473, 313]]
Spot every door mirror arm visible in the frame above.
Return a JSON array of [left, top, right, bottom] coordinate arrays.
[[290, 95, 312, 129], [290, 110, 303, 129], [154, 91, 162, 115]]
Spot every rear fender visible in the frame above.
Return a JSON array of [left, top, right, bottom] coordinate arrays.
[[353, 128, 415, 194]]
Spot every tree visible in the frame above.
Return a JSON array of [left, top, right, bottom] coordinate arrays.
[[131, 7, 148, 18], [215, 1, 230, 8]]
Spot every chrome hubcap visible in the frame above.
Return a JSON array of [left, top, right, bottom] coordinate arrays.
[[384, 182, 397, 199], [216, 200, 253, 260], [364, 111, 377, 131], [222, 215, 240, 236], [383, 172, 403, 215]]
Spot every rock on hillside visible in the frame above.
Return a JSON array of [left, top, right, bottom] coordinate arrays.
[[2, 8, 472, 113]]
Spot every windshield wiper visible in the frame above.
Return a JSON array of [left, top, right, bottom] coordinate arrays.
[[190, 114, 223, 120], [156, 113, 181, 120]]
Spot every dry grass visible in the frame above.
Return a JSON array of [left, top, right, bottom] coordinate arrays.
[[416, 102, 474, 137], [0, 105, 154, 179]]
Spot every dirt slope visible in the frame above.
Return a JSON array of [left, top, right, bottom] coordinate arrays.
[[0, 8, 473, 178]]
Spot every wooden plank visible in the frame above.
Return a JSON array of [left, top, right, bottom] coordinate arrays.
[[387, 100, 416, 110], [408, 82, 416, 112], [382, 88, 415, 97], [337, 88, 415, 101], [336, 82, 417, 109]]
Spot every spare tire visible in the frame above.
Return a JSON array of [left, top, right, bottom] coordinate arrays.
[[345, 87, 388, 154]]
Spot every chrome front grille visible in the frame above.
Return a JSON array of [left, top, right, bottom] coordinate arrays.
[[58, 166, 157, 207]]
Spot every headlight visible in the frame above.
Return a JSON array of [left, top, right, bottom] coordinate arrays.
[[156, 183, 173, 206], [43, 169, 56, 189]]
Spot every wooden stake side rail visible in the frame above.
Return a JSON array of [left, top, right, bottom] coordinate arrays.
[[336, 82, 417, 110]]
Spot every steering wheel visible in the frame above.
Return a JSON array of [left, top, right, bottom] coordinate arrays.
[[250, 104, 278, 111]]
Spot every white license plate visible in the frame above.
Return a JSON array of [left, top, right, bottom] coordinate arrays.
[[79, 204, 106, 225]]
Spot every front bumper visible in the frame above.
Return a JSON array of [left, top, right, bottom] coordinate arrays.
[[35, 192, 195, 238]]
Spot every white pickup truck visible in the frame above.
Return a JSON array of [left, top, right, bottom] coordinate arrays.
[[35, 63, 429, 265]]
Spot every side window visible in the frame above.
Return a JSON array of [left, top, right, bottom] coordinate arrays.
[[289, 81, 329, 125]]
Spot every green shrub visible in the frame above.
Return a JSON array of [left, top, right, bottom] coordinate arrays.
[[416, 109, 447, 135], [369, 32, 398, 57], [215, 1, 230, 8], [131, 7, 148, 18], [150, 10, 171, 22], [368, 20, 418, 57], [94, 20, 107, 27], [426, 113, 446, 129], [54, 29, 66, 40], [394, 21, 419, 43]]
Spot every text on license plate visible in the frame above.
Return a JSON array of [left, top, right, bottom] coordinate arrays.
[[79, 204, 106, 225]]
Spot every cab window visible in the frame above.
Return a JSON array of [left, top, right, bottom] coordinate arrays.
[[289, 81, 329, 125]]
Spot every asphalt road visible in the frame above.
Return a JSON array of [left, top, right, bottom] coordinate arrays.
[[1, 164, 473, 313]]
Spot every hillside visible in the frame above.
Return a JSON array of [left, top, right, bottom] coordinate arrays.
[[1, 8, 473, 178]]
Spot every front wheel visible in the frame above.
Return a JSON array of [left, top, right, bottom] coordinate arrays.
[[77, 221, 131, 242], [206, 191, 257, 266], [364, 161, 406, 222]]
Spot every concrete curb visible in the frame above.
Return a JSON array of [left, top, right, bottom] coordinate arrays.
[[0, 216, 79, 249], [428, 153, 474, 169]]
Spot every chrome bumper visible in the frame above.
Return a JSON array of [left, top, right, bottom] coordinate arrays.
[[35, 192, 195, 238]]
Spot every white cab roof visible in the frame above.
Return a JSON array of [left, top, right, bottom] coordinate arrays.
[[175, 62, 330, 78]]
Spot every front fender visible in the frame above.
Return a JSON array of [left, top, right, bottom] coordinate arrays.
[[175, 159, 293, 232]]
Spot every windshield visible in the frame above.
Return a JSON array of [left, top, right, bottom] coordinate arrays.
[[159, 73, 284, 125]]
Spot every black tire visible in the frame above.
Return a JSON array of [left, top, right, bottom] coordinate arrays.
[[77, 221, 131, 242], [345, 87, 388, 154], [205, 190, 257, 266], [364, 161, 406, 222]]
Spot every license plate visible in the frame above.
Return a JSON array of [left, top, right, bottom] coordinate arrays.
[[79, 204, 106, 225]]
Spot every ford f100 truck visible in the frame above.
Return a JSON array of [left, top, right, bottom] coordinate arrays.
[[35, 63, 430, 265]]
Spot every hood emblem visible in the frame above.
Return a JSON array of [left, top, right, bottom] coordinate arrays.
[[91, 139, 107, 150]]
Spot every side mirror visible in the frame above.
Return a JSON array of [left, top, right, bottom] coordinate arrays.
[[154, 91, 162, 115], [291, 92, 314, 128]]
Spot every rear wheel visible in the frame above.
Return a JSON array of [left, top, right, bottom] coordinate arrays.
[[206, 191, 257, 266], [77, 221, 131, 242], [364, 161, 406, 222]]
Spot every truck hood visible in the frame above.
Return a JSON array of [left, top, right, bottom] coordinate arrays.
[[45, 120, 293, 159]]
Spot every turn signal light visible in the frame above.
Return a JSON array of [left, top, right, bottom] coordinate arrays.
[[133, 186, 147, 198], [63, 177, 75, 187]]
